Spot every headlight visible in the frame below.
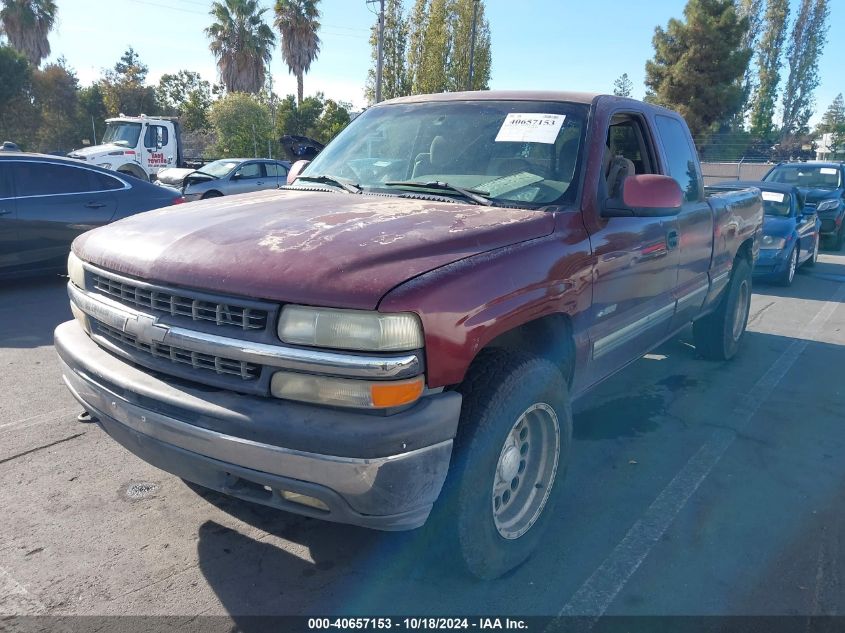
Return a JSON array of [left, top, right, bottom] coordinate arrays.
[[277, 306, 424, 352], [816, 199, 839, 212], [67, 251, 86, 288], [761, 235, 786, 249], [97, 163, 112, 170], [270, 371, 424, 409]]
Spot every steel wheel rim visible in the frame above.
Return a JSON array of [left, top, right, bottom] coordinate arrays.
[[732, 279, 750, 341], [491, 403, 560, 540], [788, 248, 797, 283]]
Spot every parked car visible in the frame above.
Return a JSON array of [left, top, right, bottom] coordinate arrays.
[[711, 181, 819, 286], [762, 161, 845, 249], [280, 134, 324, 161], [56, 91, 762, 579], [0, 153, 183, 279], [179, 158, 291, 201]]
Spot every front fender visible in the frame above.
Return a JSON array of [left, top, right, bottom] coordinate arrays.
[[378, 211, 593, 388]]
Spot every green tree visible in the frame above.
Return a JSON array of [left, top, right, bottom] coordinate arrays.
[[735, 0, 764, 114], [0, 0, 56, 67], [32, 58, 80, 152], [0, 45, 36, 146], [209, 92, 272, 157], [780, 0, 829, 137], [206, 0, 276, 94], [816, 93, 845, 154], [645, 0, 752, 140], [747, 0, 789, 139], [275, 93, 323, 136], [100, 48, 158, 116], [613, 73, 633, 97], [415, 0, 450, 94], [156, 70, 216, 131], [311, 98, 350, 143], [77, 83, 108, 144], [274, 0, 321, 104], [406, 0, 428, 93], [365, 0, 410, 103], [446, 0, 491, 92]]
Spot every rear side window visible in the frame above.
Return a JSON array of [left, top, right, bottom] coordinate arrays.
[[91, 171, 125, 191], [655, 115, 702, 202], [12, 162, 105, 196], [265, 162, 288, 178]]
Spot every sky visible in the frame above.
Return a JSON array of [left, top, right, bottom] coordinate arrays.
[[44, 0, 844, 125]]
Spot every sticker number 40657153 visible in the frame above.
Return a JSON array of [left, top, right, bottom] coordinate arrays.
[[495, 113, 566, 144]]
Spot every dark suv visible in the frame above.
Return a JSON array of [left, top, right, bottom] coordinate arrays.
[[763, 161, 845, 249]]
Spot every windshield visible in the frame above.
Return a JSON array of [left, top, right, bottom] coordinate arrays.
[[764, 165, 842, 190], [101, 122, 142, 148], [760, 190, 792, 217], [301, 100, 589, 206], [197, 160, 240, 178]]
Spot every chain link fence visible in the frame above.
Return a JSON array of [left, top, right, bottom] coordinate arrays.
[[700, 161, 774, 186]]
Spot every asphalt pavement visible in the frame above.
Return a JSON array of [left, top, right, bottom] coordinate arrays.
[[2, 254, 845, 623]]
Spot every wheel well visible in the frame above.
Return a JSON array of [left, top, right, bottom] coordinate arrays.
[[474, 314, 575, 387], [117, 164, 148, 181], [202, 190, 223, 198], [736, 238, 753, 265]]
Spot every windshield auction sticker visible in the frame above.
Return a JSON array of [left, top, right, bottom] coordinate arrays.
[[761, 191, 785, 202], [495, 113, 566, 144]]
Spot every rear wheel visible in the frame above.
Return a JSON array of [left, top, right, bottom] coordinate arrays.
[[436, 350, 572, 579], [693, 257, 752, 361]]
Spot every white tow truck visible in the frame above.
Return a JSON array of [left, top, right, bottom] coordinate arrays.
[[67, 115, 184, 182]]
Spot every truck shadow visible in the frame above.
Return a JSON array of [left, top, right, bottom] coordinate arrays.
[[754, 257, 845, 302], [0, 274, 70, 348]]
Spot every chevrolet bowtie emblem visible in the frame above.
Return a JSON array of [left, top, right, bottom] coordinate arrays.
[[124, 313, 169, 345]]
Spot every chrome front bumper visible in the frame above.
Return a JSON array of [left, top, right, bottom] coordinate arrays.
[[55, 321, 461, 530]]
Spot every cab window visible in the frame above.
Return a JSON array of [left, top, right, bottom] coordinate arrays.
[[655, 115, 702, 202]]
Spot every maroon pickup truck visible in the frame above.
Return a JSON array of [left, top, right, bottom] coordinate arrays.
[[55, 91, 762, 579]]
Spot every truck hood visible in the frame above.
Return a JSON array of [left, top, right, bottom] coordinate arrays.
[[73, 189, 555, 310], [68, 143, 132, 160]]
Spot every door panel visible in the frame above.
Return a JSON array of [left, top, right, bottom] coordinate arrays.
[[0, 164, 17, 272], [228, 162, 266, 195], [586, 215, 679, 384], [11, 161, 118, 273]]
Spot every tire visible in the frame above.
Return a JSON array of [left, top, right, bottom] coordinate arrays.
[[435, 349, 572, 579], [778, 246, 798, 286], [693, 257, 752, 361], [202, 191, 223, 199], [805, 235, 819, 268]]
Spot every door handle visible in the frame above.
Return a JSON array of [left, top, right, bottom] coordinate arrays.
[[84, 201, 107, 209], [666, 229, 680, 250]]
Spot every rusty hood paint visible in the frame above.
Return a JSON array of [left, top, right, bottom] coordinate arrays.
[[73, 189, 556, 310]]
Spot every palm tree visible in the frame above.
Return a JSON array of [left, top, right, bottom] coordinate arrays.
[[205, 0, 276, 94], [274, 0, 321, 104], [0, 0, 57, 67]]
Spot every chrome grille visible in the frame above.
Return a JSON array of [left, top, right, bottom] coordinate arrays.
[[94, 321, 260, 381], [90, 273, 267, 331]]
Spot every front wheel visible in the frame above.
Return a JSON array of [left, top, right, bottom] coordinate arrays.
[[805, 235, 819, 268], [439, 351, 572, 579], [693, 257, 752, 361], [778, 246, 798, 286]]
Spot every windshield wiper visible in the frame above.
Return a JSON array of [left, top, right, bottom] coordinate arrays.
[[384, 180, 492, 206], [293, 175, 361, 193]]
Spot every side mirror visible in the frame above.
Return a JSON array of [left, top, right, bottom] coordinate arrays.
[[287, 159, 310, 185], [603, 175, 684, 218]]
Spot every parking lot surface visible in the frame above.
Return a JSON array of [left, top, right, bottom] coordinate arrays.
[[2, 255, 845, 620]]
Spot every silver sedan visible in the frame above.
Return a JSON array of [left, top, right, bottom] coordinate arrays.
[[181, 158, 291, 201]]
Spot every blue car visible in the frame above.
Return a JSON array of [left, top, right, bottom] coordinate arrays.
[[713, 180, 820, 286]]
